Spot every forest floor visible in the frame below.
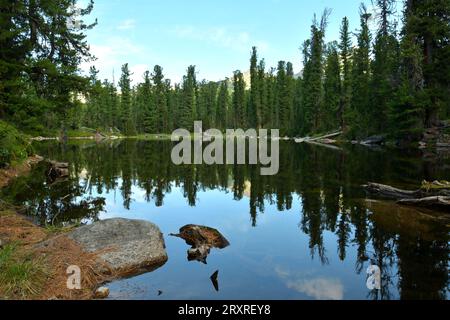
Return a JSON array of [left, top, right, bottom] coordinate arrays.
[[0, 157, 110, 300]]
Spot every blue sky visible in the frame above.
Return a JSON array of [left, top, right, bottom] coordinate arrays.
[[79, 0, 401, 85]]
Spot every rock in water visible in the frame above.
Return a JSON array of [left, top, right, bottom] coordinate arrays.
[[94, 287, 110, 299], [68, 218, 168, 276], [170, 225, 230, 264]]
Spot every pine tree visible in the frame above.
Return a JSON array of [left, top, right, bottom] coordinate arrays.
[[232, 71, 246, 128], [285, 62, 295, 135], [250, 47, 262, 128], [349, 4, 372, 138], [216, 79, 230, 131], [388, 0, 426, 143], [180, 66, 197, 130], [141, 71, 156, 133], [152, 65, 168, 133], [371, 0, 400, 133], [258, 60, 269, 129], [119, 63, 136, 135], [301, 9, 331, 134], [339, 17, 352, 131], [323, 42, 341, 131], [267, 67, 278, 129], [0, 0, 97, 132], [274, 61, 295, 136], [403, 0, 450, 127]]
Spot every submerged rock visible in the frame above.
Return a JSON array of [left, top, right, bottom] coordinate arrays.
[[170, 224, 229, 264], [68, 218, 168, 276]]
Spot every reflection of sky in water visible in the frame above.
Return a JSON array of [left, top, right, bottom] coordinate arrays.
[[81, 180, 395, 300]]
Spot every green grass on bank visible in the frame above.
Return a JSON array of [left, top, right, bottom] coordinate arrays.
[[0, 120, 34, 169], [0, 242, 48, 299]]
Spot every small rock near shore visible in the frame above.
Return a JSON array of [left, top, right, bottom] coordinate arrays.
[[94, 286, 110, 299]]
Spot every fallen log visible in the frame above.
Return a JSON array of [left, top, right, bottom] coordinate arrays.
[[295, 131, 342, 144], [397, 196, 450, 211], [305, 140, 343, 151], [363, 182, 450, 212], [363, 183, 421, 200], [363, 182, 450, 199]]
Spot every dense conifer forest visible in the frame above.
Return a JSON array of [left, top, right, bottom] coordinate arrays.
[[1, 0, 449, 166]]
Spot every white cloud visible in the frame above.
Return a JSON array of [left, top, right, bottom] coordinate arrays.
[[117, 19, 136, 30], [172, 25, 269, 53], [286, 277, 344, 300], [81, 37, 152, 86], [275, 266, 344, 300]]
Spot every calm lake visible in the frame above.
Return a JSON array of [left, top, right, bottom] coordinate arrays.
[[1, 140, 449, 300]]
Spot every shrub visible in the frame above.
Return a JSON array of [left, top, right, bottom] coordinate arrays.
[[0, 121, 33, 168]]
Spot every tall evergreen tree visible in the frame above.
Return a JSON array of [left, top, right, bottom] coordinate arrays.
[[232, 71, 246, 128], [403, 0, 450, 126], [152, 65, 168, 133], [119, 63, 136, 135], [371, 0, 400, 133], [180, 66, 197, 130], [216, 79, 230, 131], [0, 0, 97, 132], [349, 4, 372, 138], [258, 60, 270, 129], [301, 9, 331, 134], [141, 70, 156, 133], [339, 17, 352, 131], [323, 42, 342, 131], [250, 47, 262, 128]]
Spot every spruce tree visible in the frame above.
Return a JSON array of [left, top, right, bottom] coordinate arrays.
[[180, 66, 197, 130], [339, 17, 352, 131], [301, 10, 330, 134], [232, 71, 246, 128], [152, 65, 168, 133], [216, 79, 230, 131], [0, 0, 97, 132], [371, 0, 400, 133], [323, 42, 342, 131], [258, 60, 269, 129], [250, 47, 262, 128], [349, 5, 372, 138], [142, 71, 156, 134], [119, 63, 136, 135]]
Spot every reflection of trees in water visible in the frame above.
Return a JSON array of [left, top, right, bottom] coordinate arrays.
[[3, 140, 448, 300]]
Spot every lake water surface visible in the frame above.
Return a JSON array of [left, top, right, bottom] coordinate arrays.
[[1, 140, 448, 300]]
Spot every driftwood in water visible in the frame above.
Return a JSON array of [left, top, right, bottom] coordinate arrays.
[[363, 182, 450, 212], [295, 131, 342, 144], [305, 140, 343, 151], [397, 196, 450, 211], [170, 225, 230, 264], [46, 160, 69, 182], [363, 183, 421, 199]]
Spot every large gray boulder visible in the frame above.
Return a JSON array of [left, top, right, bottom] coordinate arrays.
[[68, 218, 168, 276]]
